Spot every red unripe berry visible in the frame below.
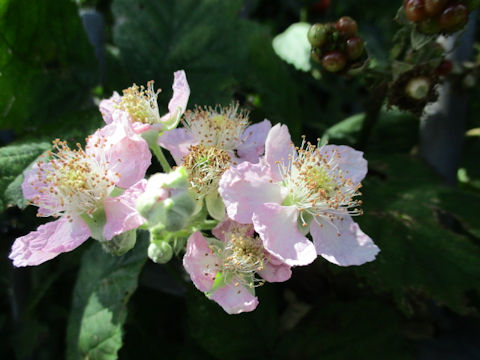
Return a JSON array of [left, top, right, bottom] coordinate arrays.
[[311, 0, 331, 13], [439, 4, 469, 33], [322, 51, 347, 72], [424, 0, 448, 16], [436, 60, 453, 76], [345, 37, 365, 60], [335, 16, 358, 37], [404, 0, 427, 22]]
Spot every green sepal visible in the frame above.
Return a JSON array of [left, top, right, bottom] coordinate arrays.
[[206, 271, 233, 296], [205, 190, 226, 221], [81, 207, 107, 242], [297, 212, 313, 236], [100, 230, 137, 256], [109, 186, 125, 197]]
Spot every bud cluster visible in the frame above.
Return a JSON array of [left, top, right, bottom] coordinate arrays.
[[308, 16, 366, 73], [403, 0, 469, 34]]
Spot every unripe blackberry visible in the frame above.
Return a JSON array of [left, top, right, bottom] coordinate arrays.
[[345, 37, 365, 60], [335, 16, 358, 37], [439, 4, 468, 33], [322, 51, 347, 72], [436, 60, 453, 76], [404, 0, 427, 22], [424, 0, 448, 16], [308, 23, 328, 47]]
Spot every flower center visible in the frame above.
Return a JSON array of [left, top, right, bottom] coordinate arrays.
[[183, 144, 231, 198], [182, 103, 249, 151], [117, 81, 161, 124], [31, 139, 116, 219], [221, 231, 266, 287], [280, 139, 362, 225]]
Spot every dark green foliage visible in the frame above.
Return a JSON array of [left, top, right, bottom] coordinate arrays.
[[66, 232, 148, 360]]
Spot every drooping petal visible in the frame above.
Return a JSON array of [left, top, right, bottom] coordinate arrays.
[[9, 217, 90, 267], [158, 128, 197, 165], [183, 231, 220, 292], [159, 70, 191, 124], [219, 162, 284, 224], [322, 145, 368, 185], [236, 119, 272, 163], [87, 113, 151, 188], [212, 218, 254, 242], [99, 91, 121, 124], [210, 280, 259, 314], [264, 123, 295, 181], [258, 252, 292, 282], [252, 203, 316, 266], [103, 179, 147, 241], [310, 215, 379, 266]]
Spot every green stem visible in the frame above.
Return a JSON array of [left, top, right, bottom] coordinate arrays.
[[151, 142, 172, 172]]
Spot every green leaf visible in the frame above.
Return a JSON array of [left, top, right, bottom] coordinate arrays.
[[112, 0, 248, 106], [272, 22, 312, 72], [353, 155, 480, 314], [438, 188, 480, 238], [0, 0, 97, 137], [0, 142, 50, 209], [275, 299, 414, 359], [66, 232, 148, 360]]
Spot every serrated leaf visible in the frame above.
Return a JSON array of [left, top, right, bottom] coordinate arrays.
[[438, 189, 480, 238], [66, 232, 148, 360], [272, 22, 312, 72], [353, 155, 480, 314], [112, 0, 248, 106], [0, 142, 50, 209]]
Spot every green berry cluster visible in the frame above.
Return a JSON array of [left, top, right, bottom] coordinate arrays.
[[308, 16, 366, 73], [403, 0, 469, 34]]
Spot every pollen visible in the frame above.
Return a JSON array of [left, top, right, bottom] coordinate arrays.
[[182, 102, 250, 151], [279, 139, 363, 225], [183, 144, 231, 198], [117, 81, 161, 124], [29, 139, 116, 218]]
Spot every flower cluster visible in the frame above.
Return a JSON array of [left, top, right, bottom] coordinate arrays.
[[9, 70, 379, 314]]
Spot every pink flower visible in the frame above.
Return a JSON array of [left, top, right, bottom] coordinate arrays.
[[183, 219, 291, 314], [219, 123, 379, 267], [9, 119, 151, 267], [99, 70, 190, 134], [158, 104, 271, 214]]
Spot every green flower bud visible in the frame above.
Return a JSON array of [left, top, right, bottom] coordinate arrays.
[[136, 167, 197, 232], [148, 241, 173, 264], [101, 230, 137, 256]]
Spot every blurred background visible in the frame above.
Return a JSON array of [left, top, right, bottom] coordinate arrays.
[[1, 0, 480, 359]]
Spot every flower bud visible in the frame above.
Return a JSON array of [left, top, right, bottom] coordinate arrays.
[[148, 241, 173, 264], [136, 167, 196, 232], [101, 230, 136, 256], [405, 76, 431, 100]]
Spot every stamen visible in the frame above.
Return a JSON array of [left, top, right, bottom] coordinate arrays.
[[117, 81, 161, 124]]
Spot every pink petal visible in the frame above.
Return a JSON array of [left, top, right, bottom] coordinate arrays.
[[210, 280, 259, 314], [183, 231, 220, 292], [264, 123, 295, 181], [159, 70, 191, 123], [310, 215, 380, 266], [322, 145, 368, 184], [87, 114, 151, 188], [218, 162, 284, 224], [99, 92, 121, 124], [9, 217, 90, 267], [212, 218, 254, 242], [132, 122, 154, 134], [236, 119, 272, 163], [252, 203, 316, 266], [258, 252, 292, 282], [158, 128, 197, 165], [22, 163, 61, 216], [103, 179, 147, 241]]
